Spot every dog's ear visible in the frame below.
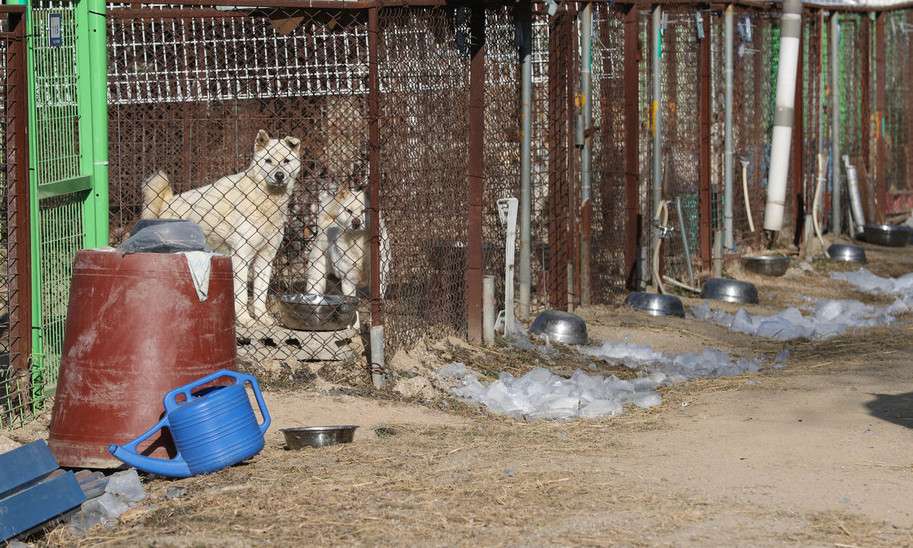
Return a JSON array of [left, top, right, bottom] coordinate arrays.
[[254, 130, 271, 152], [283, 136, 301, 154]]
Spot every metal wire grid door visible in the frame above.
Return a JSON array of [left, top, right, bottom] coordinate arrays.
[[884, 9, 912, 193], [0, 8, 34, 428], [108, 6, 375, 371]]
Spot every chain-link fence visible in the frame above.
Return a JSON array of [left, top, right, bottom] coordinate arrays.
[[0, 8, 33, 428]]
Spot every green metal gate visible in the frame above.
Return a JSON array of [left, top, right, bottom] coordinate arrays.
[[15, 0, 107, 407]]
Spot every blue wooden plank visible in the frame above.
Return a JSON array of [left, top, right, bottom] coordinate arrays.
[[0, 441, 58, 499], [0, 472, 86, 541]]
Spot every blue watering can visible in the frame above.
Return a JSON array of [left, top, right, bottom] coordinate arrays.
[[109, 370, 270, 478]]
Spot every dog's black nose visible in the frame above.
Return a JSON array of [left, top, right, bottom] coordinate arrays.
[[352, 217, 362, 230], [274, 172, 285, 184]]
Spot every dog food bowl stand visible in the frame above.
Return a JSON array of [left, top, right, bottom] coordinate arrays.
[[48, 250, 237, 468]]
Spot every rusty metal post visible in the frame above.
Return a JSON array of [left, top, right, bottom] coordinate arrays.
[[367, 6, 385, 387], [5, 9, 30, 373], [875, 12, 887, 223], [623, 5, 641, 290], [790, 19, 804, 247], [698, 12, 712, 271], [566, 5, 579, 311], [547, 10, 569, 311], [859, 14, 872, 222], [466, 5, 485, 343]]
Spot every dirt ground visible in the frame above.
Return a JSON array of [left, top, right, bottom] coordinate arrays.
[[13, 236, 913, 546]]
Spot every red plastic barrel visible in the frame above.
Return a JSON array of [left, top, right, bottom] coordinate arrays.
[[49, 249, 236, 468]]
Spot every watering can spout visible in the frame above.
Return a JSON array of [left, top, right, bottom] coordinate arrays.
[[108, 443, 192, 478]]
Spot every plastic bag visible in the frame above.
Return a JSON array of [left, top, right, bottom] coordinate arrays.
[[118, 219, 211, 254]]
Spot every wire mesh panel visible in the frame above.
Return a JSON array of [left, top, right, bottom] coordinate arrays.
[[731, 9, 774, 248], [29, 0, 92, 406], [108, 6, 373, 369], [0, 9, 33, 428], [658, 9, 700, 280], [589, 4, 627, 300], [376, 6, 470, 349], [884, 9, 912, 193]]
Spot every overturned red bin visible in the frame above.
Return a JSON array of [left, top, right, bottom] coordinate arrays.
[[49, 249, 236, 468]]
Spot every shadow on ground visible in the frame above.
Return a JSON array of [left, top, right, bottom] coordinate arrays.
[[865, 392, 913, 429]]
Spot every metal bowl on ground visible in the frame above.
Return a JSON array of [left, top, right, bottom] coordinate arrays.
[[281, 426, 358, 449], [827, 243, 867, 264], [862, 224, 908, 247], [277, 293, 358, 331], [741, 255, 790, 277], [700, 278, 759, 304], [528, 310, 588, 345], [624, 292, 685, 318]]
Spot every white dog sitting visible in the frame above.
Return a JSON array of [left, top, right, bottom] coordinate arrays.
[[142, 130, 301, 327], [306, 182, 390, 299]]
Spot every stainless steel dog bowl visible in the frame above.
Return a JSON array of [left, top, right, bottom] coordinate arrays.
[[862, 224, 908, 247], [827, 243, 867, 264], [528, 310, 588, 345], [700, 277, 759, 304], [741, 255, 790, 277], [281, 425, 358, 449], [277, 293, 358, 331], [624, 292, 685, 318]]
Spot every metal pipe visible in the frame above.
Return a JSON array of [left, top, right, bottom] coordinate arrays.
[[370, 326, 385, 389], [517, 3, 533, 321], [483, 276, 496, 345], [578, 3, 593, 306], [723, 5, 735, 250], [651, 6, 663, 284], [830, 13, 841, 234], [467, 6, 485, 342], [579, 4, 593, 203], [675, 196, 695, 286], [763, 0, 803, 232]]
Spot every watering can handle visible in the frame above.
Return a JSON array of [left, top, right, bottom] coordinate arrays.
[[107, 416, 192, 478], [162, 369, 271, 435]]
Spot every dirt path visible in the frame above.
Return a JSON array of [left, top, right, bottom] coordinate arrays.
[[28, 249, 913, 546]]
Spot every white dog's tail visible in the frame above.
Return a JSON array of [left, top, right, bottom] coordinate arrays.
[[141, 170, 174, 219]]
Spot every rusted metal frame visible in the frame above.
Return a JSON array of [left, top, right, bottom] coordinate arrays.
[[367, 6, 382, 328], [698, 11, 712, 270], [567, 3, 579, 310], [547, 10, 568, 310], [789, 19, 804, 246], [858, 14, 873, 220], [622, 4, 640, 289], [5, 11, 31, 373], [106, 0, 525, 13], [906, 11, 913, 196], [874, 12, 886, 222], [616, 0, 913, 13], [466, 4, 485, 343]]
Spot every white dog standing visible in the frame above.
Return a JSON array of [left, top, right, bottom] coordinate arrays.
[[142, 130, 301, 327], [306, 183, 390, 299]]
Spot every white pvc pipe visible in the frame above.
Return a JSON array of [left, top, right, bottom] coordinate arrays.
[[370, 325, 385, 389], [763, 0, 803, 232], [483, 275, 495, 345], [844, 155, 866, 229]]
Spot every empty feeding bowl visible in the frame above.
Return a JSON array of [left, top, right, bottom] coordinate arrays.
[[741, 255, 790, 277], [277, 293, 358, 331], [281, 426, 358, 449], [827, 243, 867, 264], [528, 310, 588, 345], [862, 224, 908, 247], [700, 278, 759, 305], [624, 292, 685, 318]]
